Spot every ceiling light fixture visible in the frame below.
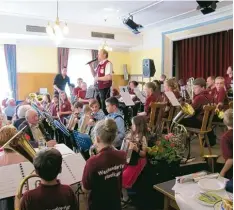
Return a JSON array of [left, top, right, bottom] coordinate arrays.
[[46, 1, 69, 45], [98, 40, 113, 52]]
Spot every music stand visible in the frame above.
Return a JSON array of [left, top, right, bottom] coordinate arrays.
[[134, 88, 146, 104], [119, 87, 134, 106]]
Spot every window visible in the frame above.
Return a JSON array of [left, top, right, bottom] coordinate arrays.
[[0, 45, 11, 102], [66, 49, 93, 94]]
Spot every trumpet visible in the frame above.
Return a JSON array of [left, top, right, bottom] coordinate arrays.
[[2, 126, 39, 199]]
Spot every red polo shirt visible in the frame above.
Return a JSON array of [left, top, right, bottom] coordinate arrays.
[[221, 129, 233, 160], [20, 182, 78, 210], [77, 90, 87, 99], [225, 76, 233, 90], [213, 87, 228, 106], [60, 100, 72, 112], [73, 87, 81, 96], [207, 87, 216, 97], [51, 103, 59, 117], [192, 90, 212, 121], [82, 147, 126, 210], [144, 91, 162, 115]]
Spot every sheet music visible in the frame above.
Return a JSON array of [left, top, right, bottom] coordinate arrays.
[[164, 92, 181, 107], [0, 153, 86, 199], [119, 91, 135, 106], [85, 85, 95, 99], [134, 88, 146, 104]]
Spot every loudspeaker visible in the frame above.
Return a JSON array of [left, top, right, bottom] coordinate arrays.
[[142, 59, 156, 78]]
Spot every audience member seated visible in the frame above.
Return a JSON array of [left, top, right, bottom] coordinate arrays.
[[220, 109, 233, 179], [77, 82, 89, 104], [128, 81, 139, 95], [13, 105, 31, 129], [18, 109, 56, 148], [82, 119, 126, 210], [51, 94, 59, 119], [206, 76, 216, 94], [59, 91, 72, 123], [138, 82, 161, 116], [4, 98, 16, 121], [213, 77, 229, 109], [0, 125, 27, 166], [41, 94, 51, 111], [122, 116, 148, 207], [16, 149, 78, 210], [225, 66, 233, 91], [180, 78, 216, 146], [73, 77, 83, 96], [105, 97, 125, 149]]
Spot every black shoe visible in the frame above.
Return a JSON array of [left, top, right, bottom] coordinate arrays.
[[121, 198, 132, 209]]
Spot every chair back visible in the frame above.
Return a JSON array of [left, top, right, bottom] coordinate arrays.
[[229, 101, 233, 109], [149, 102, 167, 133], [201, 105, 216, 132]]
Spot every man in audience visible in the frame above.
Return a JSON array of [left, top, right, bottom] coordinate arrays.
[[4, 98, 16, 121], [206, 76, 216, 94], [53, 68, 71, 94], [13, 105, 32, 129], [82, 119, 126, 210], [73, 78, 83, 96], [89, 49, 113, 113], [220, 109, 233, 179], [17, 149, 78, 210], [18, 109, 56, 148], [180, 78, 216, 145], [225, 66, 233, 90], [105, 97, 125, 149]]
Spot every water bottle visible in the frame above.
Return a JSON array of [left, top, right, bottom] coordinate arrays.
[[38, 138, 47, 150]]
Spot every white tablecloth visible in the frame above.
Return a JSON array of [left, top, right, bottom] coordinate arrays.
[[35, 144, 74, 156], [173, 177, 232, 210]]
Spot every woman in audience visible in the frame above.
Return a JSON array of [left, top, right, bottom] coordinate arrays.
[[138, 82, 161, 116], [122, 116, 148, 207], [220, 109, 233, 179], [82, 119, 126, 210], [59, 91, 72, 123], [4, 98, 16, 121], [41, 93, 51, 111], [0, 125, 27, 166]]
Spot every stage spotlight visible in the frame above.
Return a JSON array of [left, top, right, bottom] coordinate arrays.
[[197, 1, 217, 15], [123, 15, 143, 34]]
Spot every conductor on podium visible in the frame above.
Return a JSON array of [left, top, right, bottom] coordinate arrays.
[[89, 49, 113, 113]]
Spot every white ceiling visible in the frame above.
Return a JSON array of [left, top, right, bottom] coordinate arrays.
[[0, 1, 232, 28], [0, 1, 232, 50]]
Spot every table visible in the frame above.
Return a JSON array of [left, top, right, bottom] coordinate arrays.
[[154, 179, 179, 210]]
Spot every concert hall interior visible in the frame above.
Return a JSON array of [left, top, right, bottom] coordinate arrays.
[[0, 1, 233, 210]]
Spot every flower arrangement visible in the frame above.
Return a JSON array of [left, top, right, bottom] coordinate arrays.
[[147, 133, 181, 165]]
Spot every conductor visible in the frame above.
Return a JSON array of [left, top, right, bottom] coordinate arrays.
[[89, 49, 113, 113]]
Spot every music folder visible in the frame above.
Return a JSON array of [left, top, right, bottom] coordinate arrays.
[[164, 92, 181, 107], [134, 88, 146, 104], [119, 87, 135, 106]]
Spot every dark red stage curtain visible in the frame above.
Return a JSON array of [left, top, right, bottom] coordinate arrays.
[[175, 29, 233, 81]]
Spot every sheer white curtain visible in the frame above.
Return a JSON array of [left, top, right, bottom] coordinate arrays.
[[66, 49, 94, 94], [0, 45, 11, 103]]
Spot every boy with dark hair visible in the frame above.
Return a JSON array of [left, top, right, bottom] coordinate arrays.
[[105, 97, 125, 149], [18, 149, 78, 210]]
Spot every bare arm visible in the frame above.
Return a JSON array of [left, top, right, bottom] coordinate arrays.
[[53, 84, 61, 93], [89, 64, 96, 78], [220, 159, 233, 177]]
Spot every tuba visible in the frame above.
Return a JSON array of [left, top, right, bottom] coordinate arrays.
[[2, 126, 39, 199]]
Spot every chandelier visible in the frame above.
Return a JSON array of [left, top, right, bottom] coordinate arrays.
[[98, 40, 113, 51], [46, 1, 69, 44]]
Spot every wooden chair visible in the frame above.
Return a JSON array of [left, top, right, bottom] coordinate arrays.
[[149, 102, 167, 134], [229, 101, 233, 109], [184, 105, 216, 157]]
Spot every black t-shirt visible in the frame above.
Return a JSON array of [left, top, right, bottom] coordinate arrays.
[[82, 147, 126, 210], [53, 74, 70, 91]]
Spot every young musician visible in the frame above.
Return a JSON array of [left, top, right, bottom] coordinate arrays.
[[220, 109, 233, 179], [59, 91, 72, 123], [105, 97, 125, 149], [89, 99, 106, 121], [73, 78, 83, 96], [77, 82, 89, 104], [206, 76, 216, 94], [82, 119, 126, 210], [138, 82, 161, 116], [122, 116, 148, 207], [0, 125, 27, 166], [225, 66, 233, 91], [18, 149, 78, 210], [51, 95, 59, 119], [128, 81, 139, 95], [41, 94, 51, 111], [79, 105, 92, 133]]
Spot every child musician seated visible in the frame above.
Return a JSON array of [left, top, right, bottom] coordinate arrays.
[[79, 105, 92, 134], [0, 125, 27, 166], [59, 91, 72, 123], [82, 119, 126, 210], [105, 97, 125, 149], [121, 116, 148, 207], [16, 149, 78, 210], [220, 109, 233, 179], [51, 94, 59, 119], [89, 99, 106, 122], [77, 82, 89, 104], [138, 82, 161, 116]]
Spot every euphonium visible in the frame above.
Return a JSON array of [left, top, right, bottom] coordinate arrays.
[[67, 114, 78, 131], [2, 126, 39, 199]]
